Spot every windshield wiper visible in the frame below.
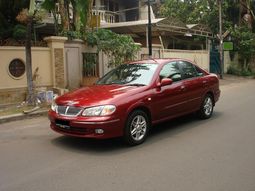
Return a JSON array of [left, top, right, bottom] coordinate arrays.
[[125, 83, 146, 86], [98, 82, 123, 85]]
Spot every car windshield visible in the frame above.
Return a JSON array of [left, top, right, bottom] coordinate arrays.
[[97, 63, 158, 86]]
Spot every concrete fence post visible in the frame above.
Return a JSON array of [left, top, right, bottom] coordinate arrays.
[[44, 36, 68, 89]]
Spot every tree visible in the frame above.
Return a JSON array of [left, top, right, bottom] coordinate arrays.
[[42, 0, 92, 38], [41, 0, 60, 35], [58, 0, 69, 31], [229, 0, 255, 73], [16, 0, 44, 105], [231, 26, 255, 71], [0, 0, 29, 40], [239, 0, 255, 29], [70, 0, 92, 32], [161, 0, 255, 74], [160, 0, 237, 35]]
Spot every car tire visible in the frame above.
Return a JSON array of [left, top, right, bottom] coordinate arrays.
[[124, 110, 150, 146], [198, 94, 214, 119]]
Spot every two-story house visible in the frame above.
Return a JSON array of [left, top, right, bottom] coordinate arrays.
[[92, 0, 212, 51], [35, 0, 212, 52]]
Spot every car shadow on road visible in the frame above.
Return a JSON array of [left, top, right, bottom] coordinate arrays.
[[51, 136, 127, 154], [147, 111, 222, 144], [51, 111, 222, 154]]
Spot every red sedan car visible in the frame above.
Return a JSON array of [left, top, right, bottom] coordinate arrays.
[[49, 59, 220, 145]]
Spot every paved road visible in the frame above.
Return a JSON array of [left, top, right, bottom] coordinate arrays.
[[0, 79, 255, 191]]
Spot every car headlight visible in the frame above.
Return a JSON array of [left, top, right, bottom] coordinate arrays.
[[82, 105, 116, 116], [51, 100, 57, 112]]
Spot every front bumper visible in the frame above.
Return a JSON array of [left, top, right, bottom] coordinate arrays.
[[48, 110, 123, 139]]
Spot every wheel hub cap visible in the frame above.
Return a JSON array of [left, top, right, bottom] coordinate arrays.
[[130, 115, 147, 141], [204, 97, 213, 116]]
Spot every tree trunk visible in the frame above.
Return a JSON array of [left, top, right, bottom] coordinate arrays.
[[70, 0, 76, 31], [25, 17, 35, 106], [84, 0, 94, 29], [59, 0, 69, 31], [53, 11, 60, 35], [244, 58, 251, 71]]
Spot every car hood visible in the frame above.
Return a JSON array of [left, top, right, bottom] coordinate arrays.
[[56, 85, 143, 107]]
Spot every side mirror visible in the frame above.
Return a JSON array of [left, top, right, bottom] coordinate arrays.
[[160, 78, 173, 87]]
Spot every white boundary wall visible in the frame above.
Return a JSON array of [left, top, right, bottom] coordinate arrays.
[[162, 49, 210, 72]]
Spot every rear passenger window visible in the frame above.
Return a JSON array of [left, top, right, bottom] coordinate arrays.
[[179, 61, 198, 79], [160, 62, 182, 82]]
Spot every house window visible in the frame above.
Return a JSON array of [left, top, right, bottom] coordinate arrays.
[[102, 0, 119, 11], [8, 59, 25, 79]]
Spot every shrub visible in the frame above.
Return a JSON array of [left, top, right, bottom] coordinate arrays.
[[86, 29, 140, 67], [227, 65, 240, 75], [227, 65, 255, 76]]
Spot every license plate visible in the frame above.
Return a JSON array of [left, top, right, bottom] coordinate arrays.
[[56, 124, 70, 130], [55, 119, 70, 130]]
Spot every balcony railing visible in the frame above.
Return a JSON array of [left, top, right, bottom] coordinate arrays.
[[92, 9, 117, 23]]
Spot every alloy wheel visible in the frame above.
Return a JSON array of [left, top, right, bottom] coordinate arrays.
[[203, 97, 213, 116], [130, 115, 147, 141]]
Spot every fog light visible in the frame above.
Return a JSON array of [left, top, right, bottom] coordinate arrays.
[[95, 129, 104, 134]]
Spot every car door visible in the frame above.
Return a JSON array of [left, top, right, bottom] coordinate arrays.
[[152, 62, 187, 122], [178, 61, 205, 112]]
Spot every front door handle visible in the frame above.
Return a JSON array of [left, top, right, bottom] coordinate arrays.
[[202, 80, 208, 86], [180, 85, 186, 91]]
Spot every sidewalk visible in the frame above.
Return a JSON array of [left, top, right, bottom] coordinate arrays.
[[220, 74, 254, 86], [0, 107, 48, 124], [0, 75, 254, 124]]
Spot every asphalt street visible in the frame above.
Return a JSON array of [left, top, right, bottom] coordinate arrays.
[[0, 78, 255, 191]]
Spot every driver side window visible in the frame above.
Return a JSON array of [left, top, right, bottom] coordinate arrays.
[[159, 62, 182, 82]]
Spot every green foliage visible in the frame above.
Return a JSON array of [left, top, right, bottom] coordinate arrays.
[[86, 29, 140, 67], [227, 64, 255, 76], [41, 0, 59, 35], [227, 64, 239, 75], [161, 0, 202, 23], [41, 0, 57, 10], [73, 0, 90, 30], [160, 0, 238, 35], [12, 24, 26, 40], [160, 0, 255, 73], [160, 0, 218, 33], [42, 0, 91, 36], [230, 26, 255, 71], [61, 30, 82, 40]]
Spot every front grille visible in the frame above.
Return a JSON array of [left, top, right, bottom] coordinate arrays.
[[56, 106, 83, 116]]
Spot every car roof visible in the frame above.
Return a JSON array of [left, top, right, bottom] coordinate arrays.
[[127, 58, 209, 75], [128, 58, 192, 65]]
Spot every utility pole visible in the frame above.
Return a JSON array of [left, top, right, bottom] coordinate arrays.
[[148, 0, 152, 57], [218, 0, 224, 79]]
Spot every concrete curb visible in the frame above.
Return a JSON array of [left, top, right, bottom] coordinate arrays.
[[0, 109, 48, 124]]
